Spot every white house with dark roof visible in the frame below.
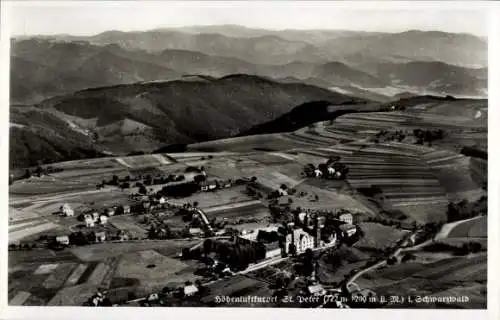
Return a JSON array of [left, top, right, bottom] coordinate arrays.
[[183, 284, 199, 296], [85, 214, 95, 228], [56, 235, 70, 246], [122, 205, 131, 214], [308, 284, 326, 296], [314, 169, 322, 177], [339, 213, 353, 225]]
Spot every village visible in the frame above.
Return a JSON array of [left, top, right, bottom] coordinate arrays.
[[9, 156, 371, 307]]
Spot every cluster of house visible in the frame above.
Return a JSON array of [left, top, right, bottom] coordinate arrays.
[[55, 203, 137, 246], [55, 228, 133, 246], [59, 203, 133, 227], [82, 205, 131, 227], [55, 230, 107, 246], [184, 210, 359, 271], [131, 193, 168, 207], [88, 291, 106, 306]]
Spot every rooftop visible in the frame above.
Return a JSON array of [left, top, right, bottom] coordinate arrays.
[[184, 284, 199, 295], [308, 284, 325, 294]]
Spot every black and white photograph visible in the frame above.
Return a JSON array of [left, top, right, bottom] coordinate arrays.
[[0, 0, 497, 316]]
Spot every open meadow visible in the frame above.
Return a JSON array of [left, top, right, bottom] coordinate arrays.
[[354, 222, 410, 252]]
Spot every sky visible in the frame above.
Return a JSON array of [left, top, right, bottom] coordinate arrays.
[[8, 1, 489, 37]]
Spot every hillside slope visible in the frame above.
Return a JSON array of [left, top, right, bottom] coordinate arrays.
[[10, 108, 105, 168], [10, 75, 363, 168]]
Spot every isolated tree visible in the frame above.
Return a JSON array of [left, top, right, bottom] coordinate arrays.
[[318, 163, 328, 176], [24, 169, 32, 179], [194, 175, 206, 183], [203, 239, 212, 257], [303, 249, 314, 276], [138, 185, 148, 195], [327, 156, 341, 166]]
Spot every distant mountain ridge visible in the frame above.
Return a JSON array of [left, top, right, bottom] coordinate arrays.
[[22, 27, 485, 67], [11, 35, 487, 104]]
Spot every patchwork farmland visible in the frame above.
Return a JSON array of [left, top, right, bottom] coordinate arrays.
[[8, 239, 202, 306]]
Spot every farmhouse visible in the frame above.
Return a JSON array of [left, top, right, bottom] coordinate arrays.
[[183, 284, 199, 296], [92, 211, 100, 222], [298, 212, 307, 224], [105, 207, 115, 216], [200, 180, 218, 191], [95, 231, 107, 242], [147, 293, 159, 302], [314, 169, 323, 177], [142, 201, 152, 211], [278, 189, 288, 196], [100, 215, 109, 225], [116, 230, 132, 241], [307, 284, 326, 296], [85, 215, 95, 228], [339, 213, 353, 225], [327, 167, 336, 176], [339, 224, 357, 237], [60, 203, 74, 217], [118, 204, 131, 215], [56, 235, 70, 246]]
